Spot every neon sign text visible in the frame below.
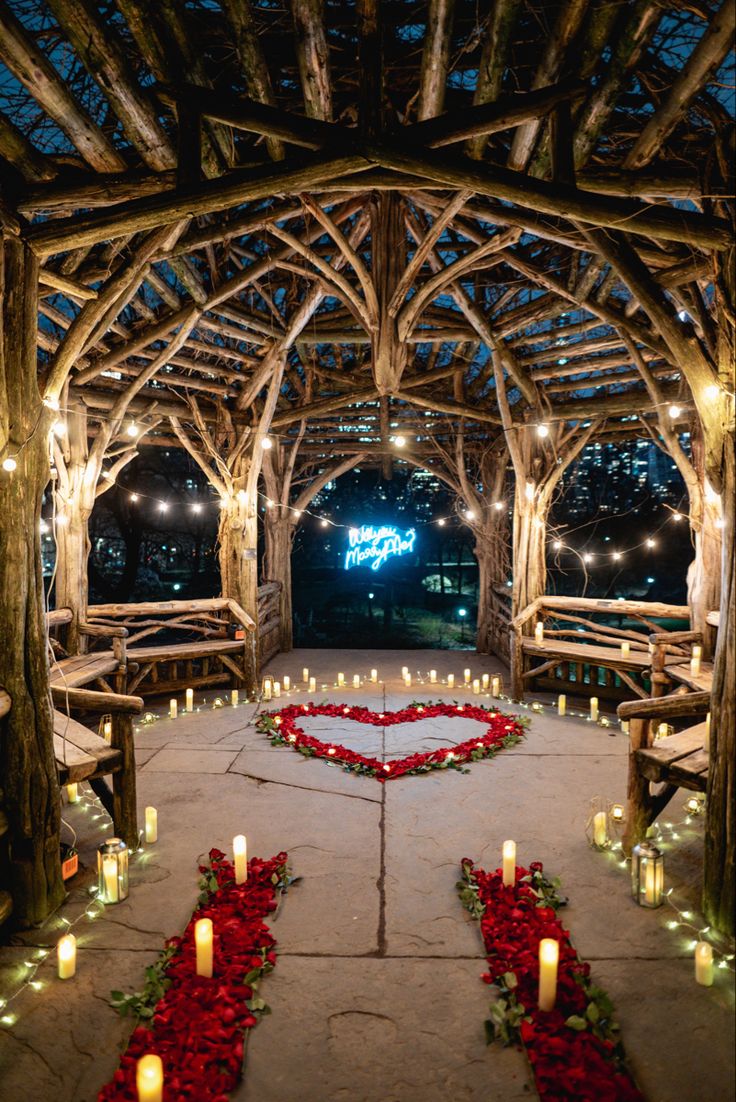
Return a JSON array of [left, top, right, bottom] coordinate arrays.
[[344, 525, 417, 572]]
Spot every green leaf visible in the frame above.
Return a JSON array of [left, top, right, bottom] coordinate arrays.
[[502, 972, 518, 990], [586, 1001, 600, 1023], [565, 1015, 588, 1031]]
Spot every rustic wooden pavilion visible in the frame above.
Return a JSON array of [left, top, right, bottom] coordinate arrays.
[[0, 0, 733, 948]]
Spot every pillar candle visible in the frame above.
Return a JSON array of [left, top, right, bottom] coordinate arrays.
[[233, 834, 247, 885], [656, 722, 669, 740], [502, 840, 516, 887], [309, 676, 316, 693], [482, 673, 489, 690], [136, 1054, 163, 1102], [691, 645, 702, 677], [593, 811, 608, 847], [590, 697, 599, 722], [283, 675, 290, 691], [464, 668, 471, 683], [704, 712, 711, 751], [404, 673, 412, 687], [491, 676, 500, 697], [262, 679, 272, 701], [538, 939, 559, 1012], [353, 674, 360, 688], [169, 699, 177, 720], [401, 666, 409, 677], [302, 667, 309, 683], [611, 804, 624, 823], [57, 934, 76, 980], [185, 687, 194, 711], [694, 941, 713, 986], [644, 859, 662, 906], [273, 681, 281, 698], [557, 694, 566, 716], [231, 689, 239, 707], [66, 783, 79, 804], [472, 679, 480, 695], [621, 641, 630, 658], [534, 622, 544, 644], [338, 672, 345, 687], [371, 668, 378, 683], [447, 674, 455, 689], [620, 719, 630, 734], [430, 669, 437, 683], [103, 720, 112, 741], [195, 917, 213, 977], [145, 806, 158, 844], [102, 854, 119, 903]]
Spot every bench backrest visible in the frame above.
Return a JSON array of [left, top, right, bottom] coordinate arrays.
[[511, 596, 691, 652], [86, 598, 254, 649]]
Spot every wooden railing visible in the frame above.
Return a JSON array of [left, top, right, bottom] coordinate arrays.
[[258, 581, 282, 666]]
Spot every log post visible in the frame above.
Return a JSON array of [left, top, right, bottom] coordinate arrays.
[[0, 231, 64, 925], [262, 505, 295, 653], [623, 718, 653, 856], [217, 466, 259, 692], [110, 713, 138, 849], [52, 400, 94, 654]]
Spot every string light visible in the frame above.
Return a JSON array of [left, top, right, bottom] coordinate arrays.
[[464, 509, 475, 520], [52, 421, 66, 437], [261, 436, 273, 450], [536, 424, 550, 438], [2, 457, 17, 472], [126, 421, 139, 437], [158, 502, 169, 513], [393, 435, 407, 448], [668, 405, 682, 419], [129, 493, 138, 502], [191, 503, 202, 513], [646, 538, 656, 548]]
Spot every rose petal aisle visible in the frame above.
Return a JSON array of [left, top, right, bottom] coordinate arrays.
[[257, 702, 526, 780], [457, 858, 645, 1102], [98, 849, 294, 1102]]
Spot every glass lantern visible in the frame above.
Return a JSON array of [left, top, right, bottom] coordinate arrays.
[[97, 838, 129, 904], [631, 841, 664, 908]]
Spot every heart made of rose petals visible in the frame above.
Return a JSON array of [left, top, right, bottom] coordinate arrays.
[[257, 702, 526, 781]]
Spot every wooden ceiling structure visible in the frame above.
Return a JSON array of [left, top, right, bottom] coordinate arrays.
[[0, 1, 734, 931]]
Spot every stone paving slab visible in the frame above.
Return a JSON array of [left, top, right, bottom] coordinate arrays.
[[234, 956, 536, 1102], [229, 747, 383, 802]]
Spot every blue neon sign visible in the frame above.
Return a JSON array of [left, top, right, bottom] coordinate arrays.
[[344, 524, 417, 572]]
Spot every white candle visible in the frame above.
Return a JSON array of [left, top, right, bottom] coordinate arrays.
[[482, 673, 489, 690], [231, 688, 239, 706], [404, 673, 412, 687], [233, 834, 247, 885], [185, 687, 194, 711], [102, 853, 119, 903], [691, 645, 702, 676], [612, 804, 624, 822], [472, 678, 480, 695], [557, 694, 566, 716], [538, 939, 559, 1011], [308, 676, 316, 693], [169, 699, 177, 719], [338, 672, 345, 687], [534, 622, 544, 644], [263, 679, 272, 700], [430, 669, 437, 683], [590, 697, 599, 722], [620, 719, 630, 734], [57, 934, 76, 980], [621, 641, 630, 658], [302, 667, 309, 683], [136, 1054, 163, 1102], [353, 674, 360, 688], [195, 917, 213, 977], [371, 668, 378, 682], [447, 673, 455, 689], [66, 783, 79, 804], [145, 806, 158, 844], [502, 840, 516, 887], [464, 668, 471, 683], [273, 680, 281, 698], [103, 720, 112, 741], [593, 811, 608, 847], [704, 711, 711, 751], [644, 859, 662, 906], [656, 722, 670, 740], [401, 666, 409, 677], [283, 675, 290, 691], [694, 941, 713, 986], [491, 676, 500, 697]]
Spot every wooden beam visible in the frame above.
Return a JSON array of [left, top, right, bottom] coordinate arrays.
[[292, 0, 333, 121], [410, 80, 587, 148], [0, 111, 55, 182], [466, 0, 520, 158], [39, 268, 98, 302], [417, 0, 455, 121], [0, 4, 126, 173], [221, 0, 284, 160], [25, 154, 372, 256]]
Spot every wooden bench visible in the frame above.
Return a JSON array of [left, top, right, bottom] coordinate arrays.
[[53, 685, 144, 849], [649, 611, 718, 697], [510, 596, 691, 702], [616, 691, 711, 855], [86, 598, 256, 697], [258, 582, 282, 665]]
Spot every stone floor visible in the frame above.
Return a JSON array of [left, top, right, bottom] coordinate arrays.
[[0, 649, 733, 1102]]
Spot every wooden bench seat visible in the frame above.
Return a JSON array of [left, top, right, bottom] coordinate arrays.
[[50, 651, 120, 689], [664, 663, 714, 694], [54, 710, 122, 783], [636, 723, 709, 792]]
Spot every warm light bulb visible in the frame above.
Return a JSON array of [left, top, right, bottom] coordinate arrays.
[[438, 518, 446, 526], [236, 489, 248, 504], [129, 493, 139, 503], [321, 518, 329, 527], [646, 538, 655, 548], [2, 457, 17, 472], [393, 435, 406, 448], [612, 551, 622, 561], [159, 502, 169, 512], [52, 420, 66, 436], [668, 404, 681, 419], [494, 501, 504, 510], [126, 421, 139, 437], [261, 436, 273, 450], [552, 540, 562, 550], [672, 512, 682, 521], [583, 552, 593, 563], [464, 509, 475, 520], [536, 424, 550, 438], [191, 502, 201, 513]]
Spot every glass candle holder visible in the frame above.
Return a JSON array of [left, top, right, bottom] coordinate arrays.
[[97, 837, 129, 904], [631, 841, 664, 908]]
